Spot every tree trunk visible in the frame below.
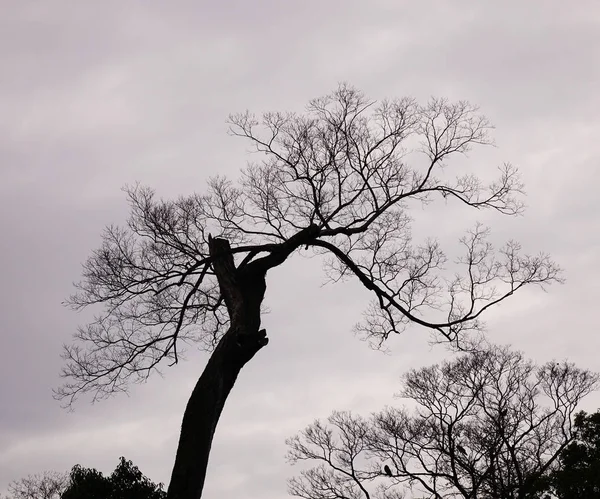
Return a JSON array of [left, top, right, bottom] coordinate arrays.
[[166, 324, 268, 499], [166, 225, 319, 499], [166, 237, 269, 499]]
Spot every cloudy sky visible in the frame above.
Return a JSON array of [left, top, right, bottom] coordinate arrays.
[[1, 1, 599, 497]]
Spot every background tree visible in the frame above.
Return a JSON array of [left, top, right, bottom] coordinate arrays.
[[56, 84, 562, 498], [61, 456, 166, 499], [5, 472, 67, 499], [548, 410, 600, 498], [286, 345, 599, 499]]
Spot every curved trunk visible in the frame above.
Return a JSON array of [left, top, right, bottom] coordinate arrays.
[[167, 237, 268, 499], [167, 225, 319, 499], [166, 324, 268, 499]]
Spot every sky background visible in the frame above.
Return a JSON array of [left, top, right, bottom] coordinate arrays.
[[1, 1, 599, 497]]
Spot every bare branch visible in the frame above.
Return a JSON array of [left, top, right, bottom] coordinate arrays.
[[60, 84, 561, 406], [287, 345, 598, 499], [7, 471, 67, 499]]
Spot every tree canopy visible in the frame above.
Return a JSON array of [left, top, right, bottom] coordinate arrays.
[[61, 457, 166, 499], [58, 85, 560, 405], [549, 410, 600, 498], [3, 458, 164, 499], [5, 471, 67, 499], [286, 344, 599, 499]]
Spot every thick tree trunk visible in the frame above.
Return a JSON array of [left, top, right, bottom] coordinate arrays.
[[166, 324, 268, 499], [167, 237, 269, 499], [167, 225, 319, 499]]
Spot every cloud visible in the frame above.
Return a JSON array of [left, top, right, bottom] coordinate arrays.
[[1, 1, 599, 496]]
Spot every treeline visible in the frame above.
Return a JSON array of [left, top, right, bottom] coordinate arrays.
[[3, 457, 165, 499]]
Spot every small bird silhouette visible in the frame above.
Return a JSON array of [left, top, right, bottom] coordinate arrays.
[[383, 464, 393, 477], [456, 444, 466, 455]]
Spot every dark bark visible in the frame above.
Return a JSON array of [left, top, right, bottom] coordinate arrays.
[[166, 237, 269, 499], [167, 225, 319, 499]]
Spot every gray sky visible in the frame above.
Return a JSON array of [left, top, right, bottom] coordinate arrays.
[[1, 1, 599, 497]]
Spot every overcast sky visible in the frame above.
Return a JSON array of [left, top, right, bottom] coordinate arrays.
[[1, 1, 599, 497]]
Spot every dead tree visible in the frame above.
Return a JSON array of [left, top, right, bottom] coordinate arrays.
[[56, 84, 562, 498]]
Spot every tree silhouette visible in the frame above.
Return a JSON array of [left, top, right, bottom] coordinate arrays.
[[56, 84, 562, 498], [286, 345, 599, 499], [61, 456, 166, 499], [5, 471, 67, 499], [3, 458, 164, 499], [549, 410, 600, 498]]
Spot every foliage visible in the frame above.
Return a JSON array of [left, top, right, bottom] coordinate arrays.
[[549, 410, 600, 498], [61, 457, 166, 499]]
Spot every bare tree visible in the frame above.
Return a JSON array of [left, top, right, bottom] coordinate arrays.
[[6, 472, 67, 499], [287, 345, 599, 499], [56, 84, 562, 498]]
